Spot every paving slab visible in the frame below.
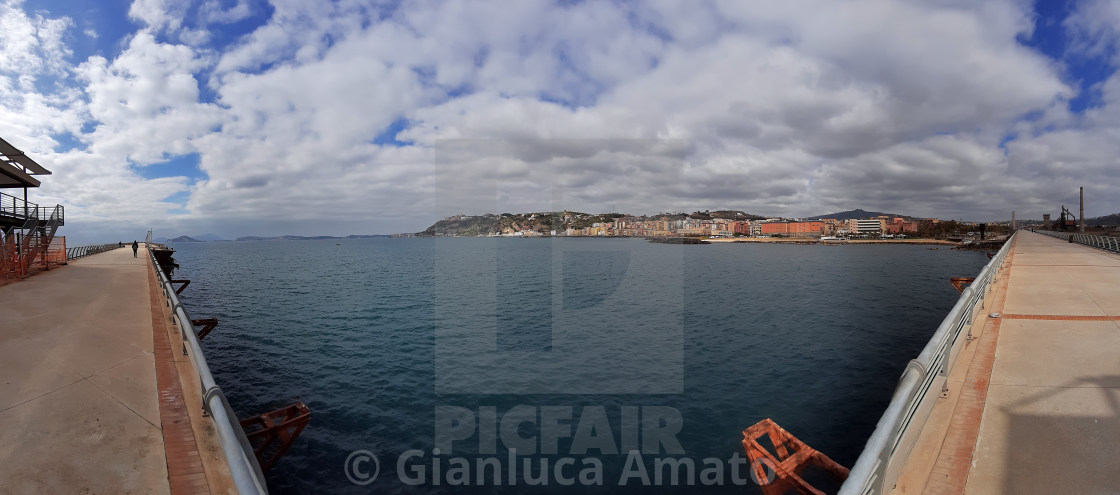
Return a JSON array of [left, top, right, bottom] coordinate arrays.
[[0, 379, 169, 494], [970, 233, 1120, 494], [966, 385, 1120, 495], [891, 231, 1120, 495], [0, 246, 172, 493], [0, 336, 84, 411], [89, 351, 162, 427], [990, 319, 1120, 389]]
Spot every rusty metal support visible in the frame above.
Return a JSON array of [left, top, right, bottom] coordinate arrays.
[[240, 402, 311, 473], [151, 247, 178, 277], [950, 277, 974, 294], [191, 318, 218, 340], [171, 279, 190, 295], [742, 418, 849, 495]]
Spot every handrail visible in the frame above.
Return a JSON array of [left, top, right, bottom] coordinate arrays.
[[0, 190, 37, 218], [66, 243, 121, 260], [146, 245, 269, 494], [1037, 230, 1120, 254], [1, 192, 64, 226], [839, 232, 1016, 495]]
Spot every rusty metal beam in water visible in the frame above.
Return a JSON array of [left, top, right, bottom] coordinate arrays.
[[950, 277, 975, 294], [240, 402, 311, 473], [741, 418, 849, 495], [171, 278, 190, 295], [191, 318, 218, 340]]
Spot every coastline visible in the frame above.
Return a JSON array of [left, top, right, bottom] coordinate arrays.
[[706, 237, 958, 245], [411, 235, 962, 244]]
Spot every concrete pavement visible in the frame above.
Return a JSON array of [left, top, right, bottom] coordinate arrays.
[[893, 231, 1120, 495], [0, 245, 170, 493]]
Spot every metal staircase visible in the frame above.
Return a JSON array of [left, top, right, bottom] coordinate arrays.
[[0, 192, 64, 279], [25, 204, 63, 266]]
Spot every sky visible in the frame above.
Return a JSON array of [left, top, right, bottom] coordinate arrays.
[[2, 0, 1120, 243]]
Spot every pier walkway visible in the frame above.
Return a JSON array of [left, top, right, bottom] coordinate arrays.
[[893, 230, 1120, 494], [0, 245, 223, 493]]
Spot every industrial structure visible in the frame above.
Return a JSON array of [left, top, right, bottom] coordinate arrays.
[[0, 137, 65, 279]]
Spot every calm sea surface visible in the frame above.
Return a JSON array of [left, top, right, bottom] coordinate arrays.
[[168, 238, 990, 494]]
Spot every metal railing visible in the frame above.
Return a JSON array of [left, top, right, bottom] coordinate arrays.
[[1037, 230, 1120, 254], [839, 232, 1016, 495], [146, 245, 269, 494], [39, 205, 63, 225], [0, 192, 64, 226], [66, 243, 121, 260], [0, 191, 36, 219]]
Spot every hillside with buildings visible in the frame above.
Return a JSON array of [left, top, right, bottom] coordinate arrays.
[[1086, 212, 1120, 226], [417, 210, 963, 238]]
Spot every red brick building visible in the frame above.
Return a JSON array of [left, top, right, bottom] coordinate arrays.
[[759, 221, 826, 237], [884, 217, 918, 234]]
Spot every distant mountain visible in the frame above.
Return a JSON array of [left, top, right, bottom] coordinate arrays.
[[808, 208, 908, 221], [1086, 212, 1120, 226], [168, 235, 204, 242], [235, 235, 353, 241], [231, 234, 390, 241]]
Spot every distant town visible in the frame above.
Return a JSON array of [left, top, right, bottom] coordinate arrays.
[[155, 208, 1120, 243], [413, 208, 1013, 240]]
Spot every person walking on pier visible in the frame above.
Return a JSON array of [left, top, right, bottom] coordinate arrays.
[[132, 240, 138, 258]]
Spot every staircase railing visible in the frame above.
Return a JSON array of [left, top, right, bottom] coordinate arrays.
[[20, 204, 63, 270], [42, 203, 63, 245], [15, 208, 39, 277], [1, 192, 67, 277]]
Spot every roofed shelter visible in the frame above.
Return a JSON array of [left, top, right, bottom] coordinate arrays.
[[0, 136, 53, 228], [0, 136, 51, 186], [0, 136, 64, 279]]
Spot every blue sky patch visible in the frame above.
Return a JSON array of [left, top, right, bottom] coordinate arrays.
[[372, 117, 411, 146], [27, 0, 134, 62], [162, 190, 190, 204], [1019, 0, 1116, 112], [132, 152, 207, 182], [51, 132, 85, 152]]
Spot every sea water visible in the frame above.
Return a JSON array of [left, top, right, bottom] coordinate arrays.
[[168, 238, 989, 494]]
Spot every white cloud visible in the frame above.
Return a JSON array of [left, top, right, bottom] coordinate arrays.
[[0, 0, 73, 76], [127, 0, 188, 33], [4, 0, 1120, 243], [78, 32, 223, 164], [1065, 0, 1120, 62], [201, 0, 253, 24]]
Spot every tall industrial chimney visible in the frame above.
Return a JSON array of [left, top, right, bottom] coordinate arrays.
[[1080, 186, 1085, 233]]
